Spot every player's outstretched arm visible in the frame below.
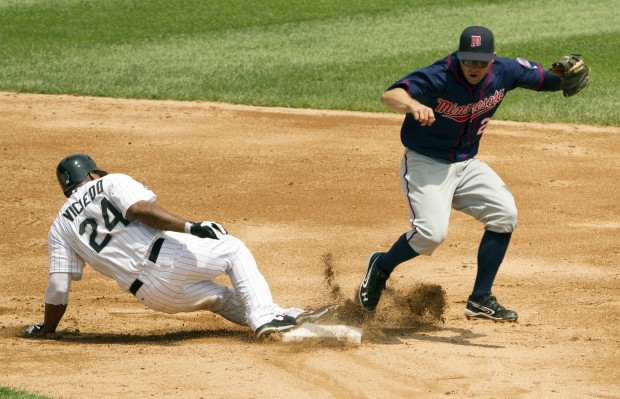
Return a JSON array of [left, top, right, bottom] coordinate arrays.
[[126, 200, 187, 232], [24, 272, 71, 338], [126, 200, 227, 240]]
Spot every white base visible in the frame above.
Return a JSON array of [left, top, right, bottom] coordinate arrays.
[[281, 322, 362, 344]]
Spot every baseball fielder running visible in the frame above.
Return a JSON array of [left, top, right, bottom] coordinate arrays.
[[24, 154, 336, 338], [358, 26, 590, 321]]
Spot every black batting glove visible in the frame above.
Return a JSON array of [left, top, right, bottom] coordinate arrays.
[[188, 221, 228, 239]]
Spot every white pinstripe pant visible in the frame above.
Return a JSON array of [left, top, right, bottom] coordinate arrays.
[[132, 232, 296, 331]]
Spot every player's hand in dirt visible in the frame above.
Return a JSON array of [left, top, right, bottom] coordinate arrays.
[[23, 323, 46, 338]]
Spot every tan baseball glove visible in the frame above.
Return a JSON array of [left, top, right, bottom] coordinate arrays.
[[550, 54, 591, 97]]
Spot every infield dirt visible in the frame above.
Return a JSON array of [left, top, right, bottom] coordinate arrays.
[[1, 92, 618, 399]]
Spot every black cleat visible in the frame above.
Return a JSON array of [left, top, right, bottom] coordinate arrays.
[[358, 252, 388, 312], [296, 304, 340, 325], [464, 293, 518, 322], [255, 315, 297, 338]]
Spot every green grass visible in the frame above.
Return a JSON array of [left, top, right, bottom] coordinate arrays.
[[0, 0, 618, 125], [0, 387, 55, 399]]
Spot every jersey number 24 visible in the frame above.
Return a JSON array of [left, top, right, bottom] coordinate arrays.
[[79, 198, 130, 253]]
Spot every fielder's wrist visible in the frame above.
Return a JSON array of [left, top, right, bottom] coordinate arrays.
[[184, 221, 193, 234]]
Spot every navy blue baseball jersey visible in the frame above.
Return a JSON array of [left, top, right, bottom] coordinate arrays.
[[389, 52, 561, 162]]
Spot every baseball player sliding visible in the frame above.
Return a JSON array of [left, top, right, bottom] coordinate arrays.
[[24, 154, 336, 339], [359, 26, 590, 321]]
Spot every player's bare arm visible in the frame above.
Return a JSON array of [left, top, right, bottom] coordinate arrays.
[[126, 200, 228, 239], [125, 200, 187, 233], [43, 303, 67, 333], [381, 88, 436, 126]]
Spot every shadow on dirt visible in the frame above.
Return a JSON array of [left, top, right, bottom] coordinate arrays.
[[366, 326, 503, 348], [18, 328, 250, 345]]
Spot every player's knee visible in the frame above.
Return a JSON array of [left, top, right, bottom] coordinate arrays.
[[488, 206, 518, 233], [216, 235, 243, 255], [428, 231, 447, 250], [504, 206, 518, 231], [510, 210, 518, 230], [412, 225, 448, 255]]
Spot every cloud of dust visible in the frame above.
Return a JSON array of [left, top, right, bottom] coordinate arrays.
[[321, 252, 446, 331]]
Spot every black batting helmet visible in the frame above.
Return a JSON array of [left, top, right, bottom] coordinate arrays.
[[56, 154, 108, 197]]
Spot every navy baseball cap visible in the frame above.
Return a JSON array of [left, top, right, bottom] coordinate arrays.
[[456, 26, 495, 62]]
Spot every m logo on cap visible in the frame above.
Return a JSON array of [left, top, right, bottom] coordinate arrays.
[[457, 26, 494, 62]]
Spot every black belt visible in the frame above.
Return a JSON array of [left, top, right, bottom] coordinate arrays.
[[130, 237, 164, 296], [129, 279, 143, 296], [148, 237, 164, 263]]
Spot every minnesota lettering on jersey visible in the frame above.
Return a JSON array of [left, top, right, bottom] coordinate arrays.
[[436, 89, 505, 122], [62, 180, 104, 221]]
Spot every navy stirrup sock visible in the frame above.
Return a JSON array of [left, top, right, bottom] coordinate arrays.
[[472, 230, 512, 298], [376, 233, 419, 276]]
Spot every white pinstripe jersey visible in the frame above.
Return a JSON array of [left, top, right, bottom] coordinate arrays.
[[48, 173, 159, 290]]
